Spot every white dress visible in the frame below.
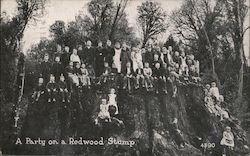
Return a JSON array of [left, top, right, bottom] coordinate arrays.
[[108, 93, 118, 115], [131, 51, 137, 71], [220, 131, 234, 147], [210, 87, 220, 100], [113, 48, 122, 73], [135, 52, 143, 69], [70, 54, 81, 63], [98, 104, 110, 119]]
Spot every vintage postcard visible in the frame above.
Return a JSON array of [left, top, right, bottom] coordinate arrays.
[[0, 0, 250, 155]]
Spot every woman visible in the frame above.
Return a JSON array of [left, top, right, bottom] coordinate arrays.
[[113, 42, 122, 73]]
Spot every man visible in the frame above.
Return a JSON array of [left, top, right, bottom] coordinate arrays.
[[104, 40, 114, 67], [95, 41, 105, 76], [120, 42, 131, 72], [54, 44, 62, 58], [144, 46, 154, 65], [83, 40, 95, 67], [61, 46, 70, 68], [77, 45, 84, 61]]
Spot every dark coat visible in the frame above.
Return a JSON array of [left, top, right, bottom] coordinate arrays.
[[51, 62, 64, 80], [152, 68, 164, 78], [82, 47, 95, 66], [40, 61, 51, 80], [61, 52, 70, 68], [95, 47, 105, 76], [58, 81, 68, 89], [104, 46, 115, 66], [145, 51, 154, 64], [122, 67, 134, 76], [46, 82, 59, 90]]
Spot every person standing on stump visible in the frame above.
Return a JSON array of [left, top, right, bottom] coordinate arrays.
[[104, 40, 114, 68], [95, 41, 105, 77], [83, 40, 95, 67]]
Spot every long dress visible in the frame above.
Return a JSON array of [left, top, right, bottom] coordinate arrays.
[[220, 131, 234, 147], [210, 87, 220, 100], [131, 51, 143, 71], [113, 48, 122, 73]]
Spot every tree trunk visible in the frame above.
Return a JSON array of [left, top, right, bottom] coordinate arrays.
[[236, 0, 244, 99]]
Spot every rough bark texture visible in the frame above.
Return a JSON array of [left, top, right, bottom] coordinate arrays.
[[1, 84, 249, 155]]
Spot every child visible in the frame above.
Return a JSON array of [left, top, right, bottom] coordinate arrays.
[[80, 63, 91, 87], [135, 63, 145, 88], [143, 62, 153, 89], [58, 74, 70, 103], [174, 63, 181, 76], [220, 126, 234, 155], [180, 51, 188, 73], [87, 64, 95, 82], [65, 61, 79, 89], [97, 99, 111, 123], [204, 84, 211, 96], [152, 63, 167, 94], [74, 62, 81, 87], [98, 62, 112, 84], [204, 92, 217, 114], [135, 47, 143, 70], [151, 54, 162, 68], [122, 62, 135, 91], [168, 71, 178, 97], [172, 51, 181, 65], [46, 74, 58, 102], [32, 77, 45, 101], [189, 65, 200, 83], [215, 95, 229, 120], [52, 56, 64, 82], [108, 88, 118, 115], [210, 82, 220, 101]]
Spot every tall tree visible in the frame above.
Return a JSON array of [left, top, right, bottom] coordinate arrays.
[[222, 0, 249, 99], [0, 0, 46, 102], [49, 20, 66, 45], [109, 0, 128, 41], [137, 1, 168, 47]]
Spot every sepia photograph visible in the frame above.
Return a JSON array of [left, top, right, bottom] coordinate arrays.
[[0, 0, 250, 155]]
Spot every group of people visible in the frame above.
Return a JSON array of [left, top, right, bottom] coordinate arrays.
[[32, 39, 202, 103], [204, 82, 229, 121], [30, 39, 244, 154], [203, 82, 235, 155]]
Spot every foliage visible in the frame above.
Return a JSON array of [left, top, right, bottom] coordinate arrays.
[[137, 1, 168, 47], [46, 0, 136, 48], [0, 0, 46, 102], [170, 0, 249, 123]]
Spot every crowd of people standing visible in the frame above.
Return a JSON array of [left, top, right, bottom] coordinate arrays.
[[34, 39, 201, 100]]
